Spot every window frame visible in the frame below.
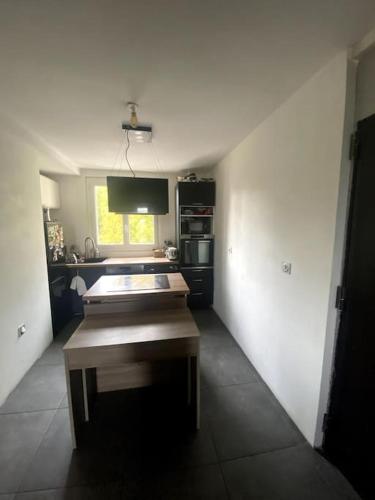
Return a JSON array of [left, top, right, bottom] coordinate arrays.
[[87, 177, 158, 256]]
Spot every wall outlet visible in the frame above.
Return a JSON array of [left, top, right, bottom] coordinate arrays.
[[18, 323, 26, 337], [282, 262, 292, 274]]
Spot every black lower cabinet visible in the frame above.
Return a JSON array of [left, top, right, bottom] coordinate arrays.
[[144, 263, 179, 274], [68, 267, 106, 315], [47, 266, 73, 336], [181, 268, 213, 308]]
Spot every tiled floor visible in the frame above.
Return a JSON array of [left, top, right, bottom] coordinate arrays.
[[0, 310, 360, 499]]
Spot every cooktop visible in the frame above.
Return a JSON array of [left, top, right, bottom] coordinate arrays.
[[107, 274, 170, 292]]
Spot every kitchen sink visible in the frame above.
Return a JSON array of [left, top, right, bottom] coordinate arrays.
[[83, 257, 107, 263]]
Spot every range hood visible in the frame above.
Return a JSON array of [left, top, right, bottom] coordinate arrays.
[[107, 176, 169, 215]]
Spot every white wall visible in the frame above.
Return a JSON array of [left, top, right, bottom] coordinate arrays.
[[213, 52, 349, 445], [40, 174, 61, 209], [51, 169, 178, 257], [0, 125, 54, 405], [356, 45, 375, 120]]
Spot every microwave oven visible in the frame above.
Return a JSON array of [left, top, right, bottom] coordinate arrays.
[[180, 216, 213, 237]]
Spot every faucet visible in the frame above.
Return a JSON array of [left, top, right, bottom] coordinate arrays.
[[84, 237, 99, 260]]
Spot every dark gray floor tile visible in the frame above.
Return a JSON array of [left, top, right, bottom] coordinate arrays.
[[3, 309, 360, 500], [93, 387, 218, 470], [151, 463, 228, 500], [201, 347, 258, 387], [192, 309, 224, 328], [200, 326, 237, 351], [19, 409, 136, 491], [19, 408, 87, 490], [36, 343, 64, 366], [222, 443, 360, 500], [210, 410, 303, 461], [202, 382, 303, 460], [0, 411, 55, 493], [142, 423, 218, 470], [0, 365, 67, 414], [15, 482, 124, 500], [53, 318, 82, 345], [59, 394, 68, 408], [192, 310, 237, 351], [201, 382, 294, 422], [0, 495, 16, 500]]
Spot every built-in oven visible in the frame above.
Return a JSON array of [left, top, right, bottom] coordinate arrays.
[[180, 237, 214, 268]]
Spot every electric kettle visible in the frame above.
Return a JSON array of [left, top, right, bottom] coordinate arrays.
[[165, 246, 178, 260]]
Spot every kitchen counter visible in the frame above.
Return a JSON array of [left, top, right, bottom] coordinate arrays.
[[51, 257, 176, 268]]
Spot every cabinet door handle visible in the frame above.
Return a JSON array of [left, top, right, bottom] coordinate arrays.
[[192, 279, 203, 282], [191, 269, 203, 272], [191, 292, 204, 296], [50, 276, 66, 286]]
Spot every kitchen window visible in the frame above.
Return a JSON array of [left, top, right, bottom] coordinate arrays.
[[91, 182, 157, 251]]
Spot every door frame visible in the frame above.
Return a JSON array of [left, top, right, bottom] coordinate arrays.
[[313, 57, 358, 447]]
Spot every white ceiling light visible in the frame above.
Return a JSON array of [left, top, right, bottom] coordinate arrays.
[[122, 103, 152, 143], [118, 103, 154, 177], [124, 128, 152, 143]]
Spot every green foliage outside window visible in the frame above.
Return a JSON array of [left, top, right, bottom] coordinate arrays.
[[95, 186, 124, 245], [128, 214, 155, 245], [95, 185, 155, 246]]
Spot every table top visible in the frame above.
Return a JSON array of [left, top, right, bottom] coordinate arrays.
[[83, 272, 189, 302], [63, 308, 200, 352]]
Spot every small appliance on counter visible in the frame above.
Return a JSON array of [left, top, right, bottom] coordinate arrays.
[[165, 246, 178, 260]]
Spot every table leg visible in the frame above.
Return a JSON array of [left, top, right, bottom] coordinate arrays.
[[82, 369, 89, 422], [64, 358, 97, 448], [64, 356, 78, 449], [187, 357, 191, 405], [190, 353, 200, 430]]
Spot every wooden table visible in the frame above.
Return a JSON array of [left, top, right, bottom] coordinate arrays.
[[82, 272, 190, 315], [63, 307, 200, 448]]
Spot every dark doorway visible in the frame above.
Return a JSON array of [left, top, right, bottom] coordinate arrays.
[[323, 114, 375, 499]]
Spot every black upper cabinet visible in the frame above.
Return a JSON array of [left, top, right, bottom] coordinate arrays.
[[178, 182, 215, 206]]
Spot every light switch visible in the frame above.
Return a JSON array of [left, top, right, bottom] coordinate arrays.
[[18, 323, 26, 337], [282, 262, 292, 274]]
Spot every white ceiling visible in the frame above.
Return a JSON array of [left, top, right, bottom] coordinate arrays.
[[0, 1, 375, 174]]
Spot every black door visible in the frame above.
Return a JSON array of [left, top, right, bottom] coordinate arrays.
[[323, 114, 375, 499]]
